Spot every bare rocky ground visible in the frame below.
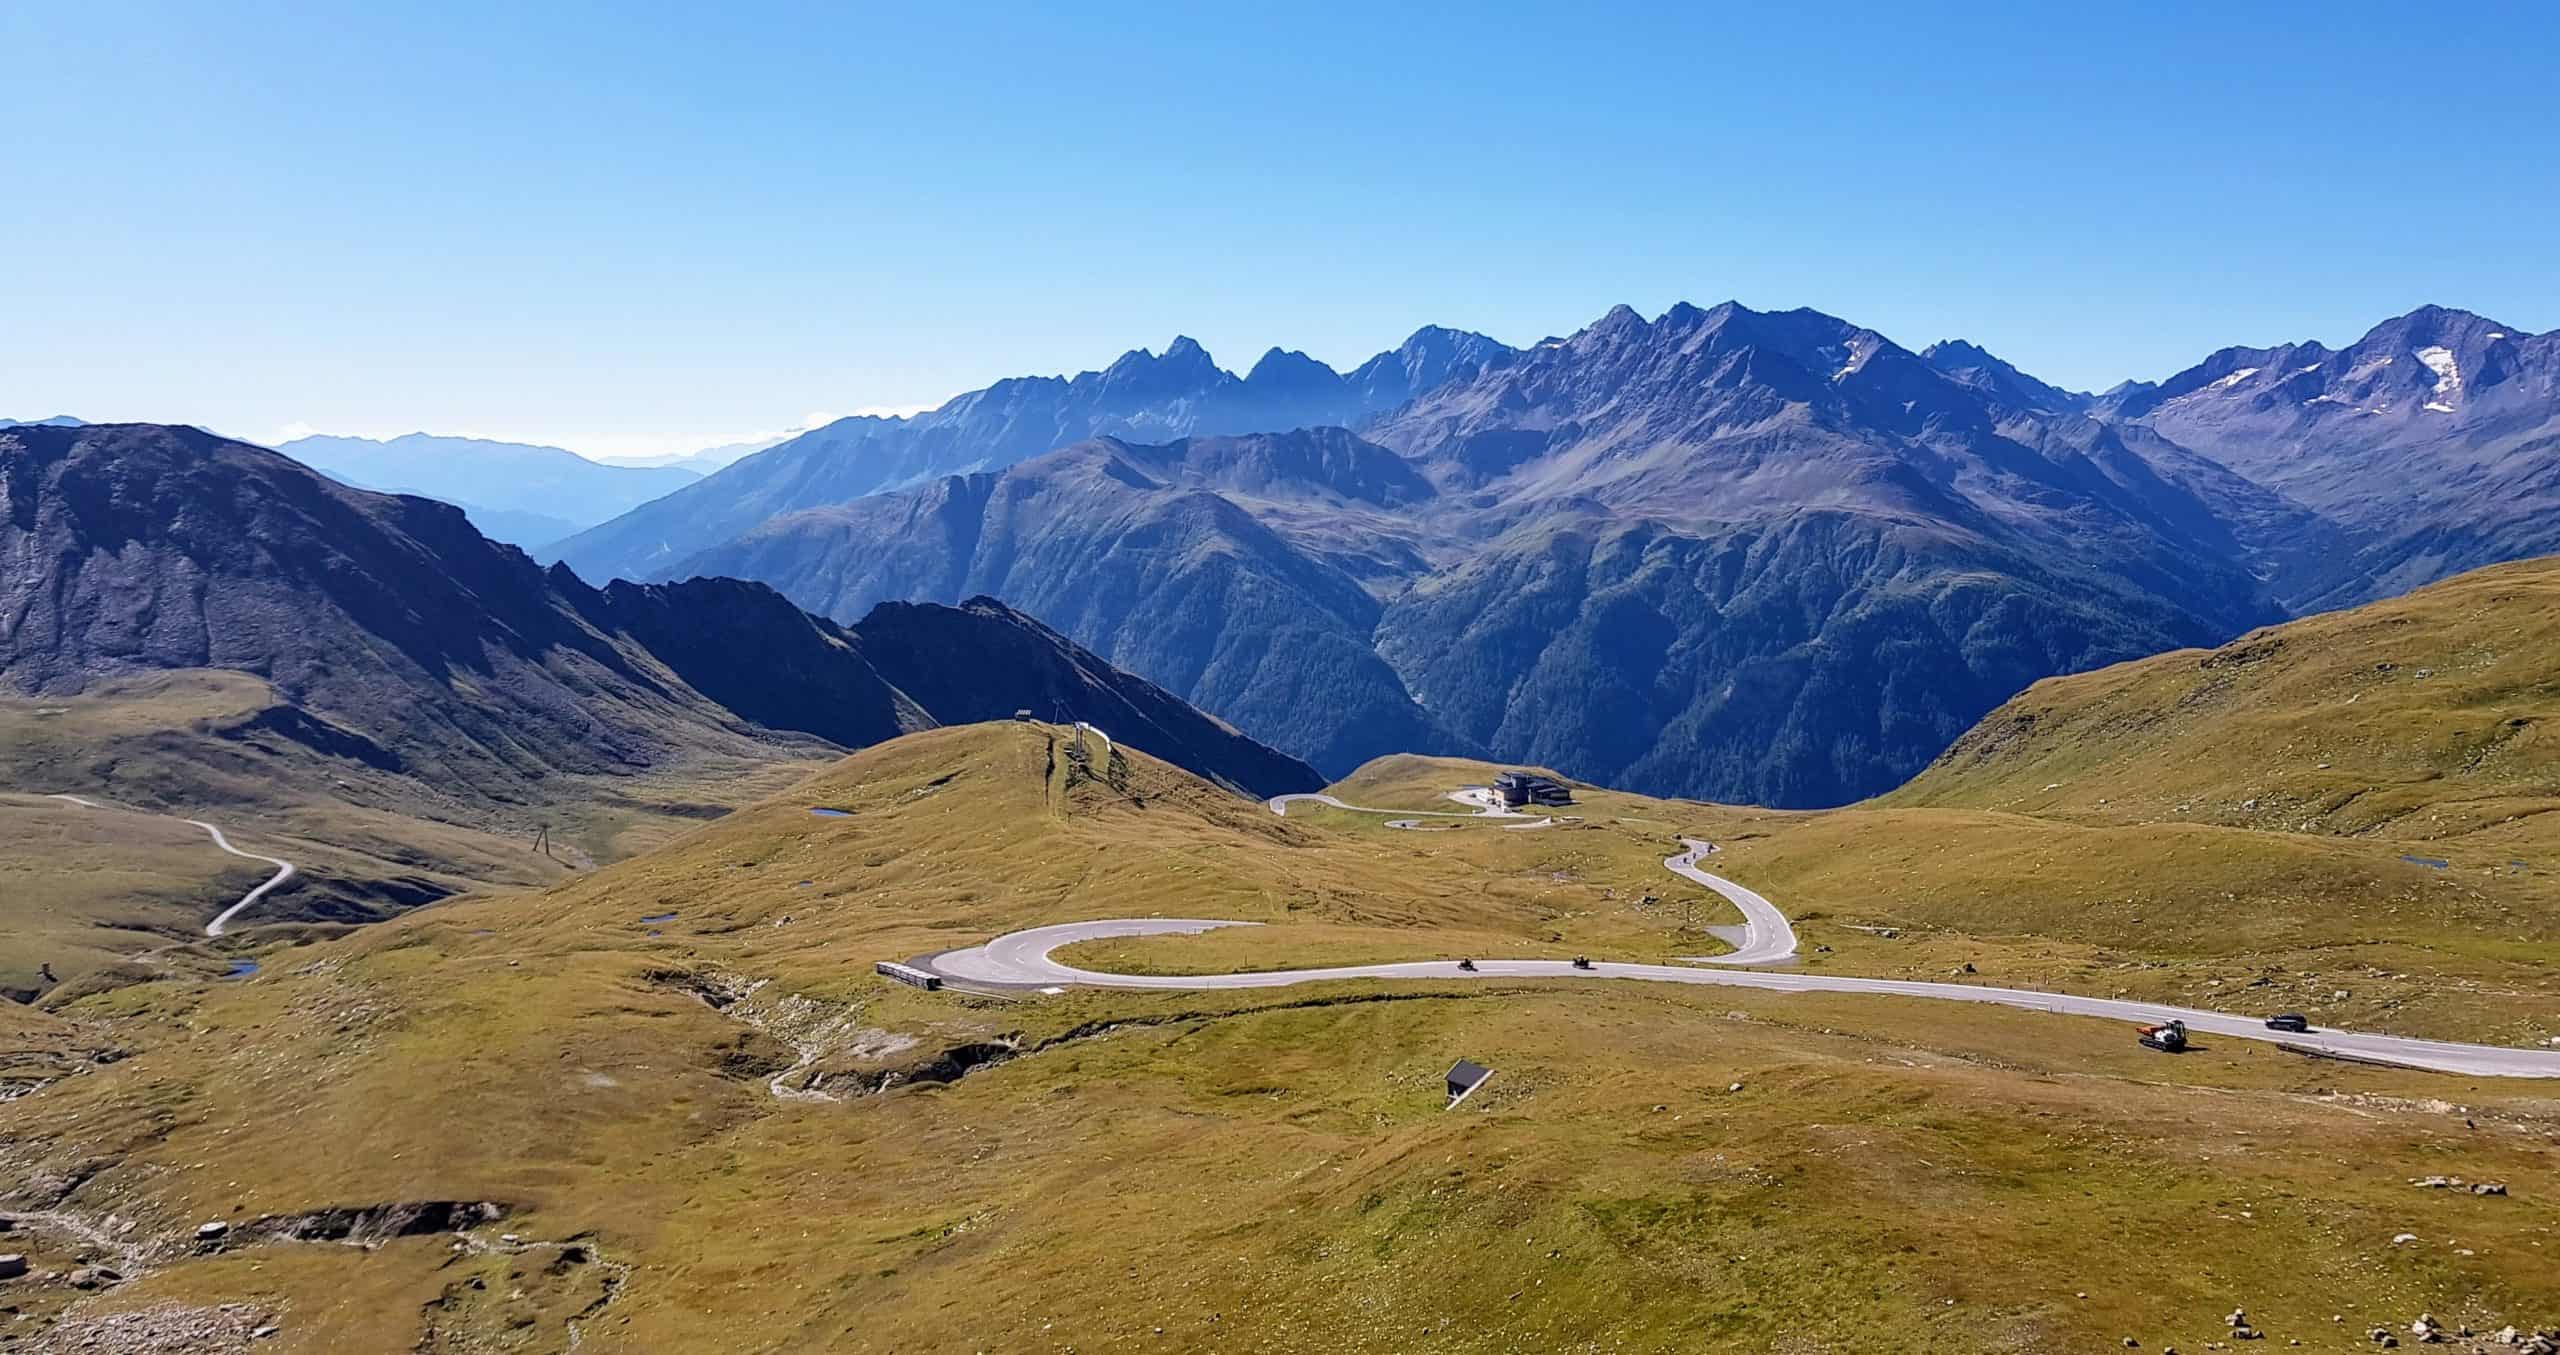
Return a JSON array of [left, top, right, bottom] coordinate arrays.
[[15, 1301, 276, 1354]]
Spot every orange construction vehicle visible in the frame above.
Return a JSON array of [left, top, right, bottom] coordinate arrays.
[[2138, 1019, 2189, 1053]]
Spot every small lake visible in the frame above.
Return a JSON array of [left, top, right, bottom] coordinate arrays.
[[809, 808, 852, 818], [223, 958, 261, 979], [640, 912, 678, 924]]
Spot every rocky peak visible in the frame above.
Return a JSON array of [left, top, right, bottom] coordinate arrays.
[[1349, 326, 1515, 408], [1090, 337, 1237, 408], [1920, 339, 2089, 413], [2351, 303, 2518, 352], [1242, 347, 1346, 394], [1579, 303, 1651, 344]]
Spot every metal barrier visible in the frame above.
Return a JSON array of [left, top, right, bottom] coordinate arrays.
[[875, 960, 943, 992]]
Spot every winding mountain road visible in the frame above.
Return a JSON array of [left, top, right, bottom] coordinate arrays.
[[1664, 839, 1798, 965], [924, 919, 2560, 1078], [1271, 793, 1790, 964], [47, 793, 296, 937], [915, 790, 2560, 1079]]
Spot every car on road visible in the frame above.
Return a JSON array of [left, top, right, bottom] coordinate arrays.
[[2265, 1012, 2311, 1033]]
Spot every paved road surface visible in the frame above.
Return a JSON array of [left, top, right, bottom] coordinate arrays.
[[920, 789, 2560, 1079], [1665, 839, 1798, 965], [48, 793, 296, 938], [1269, 790, 1520, 820], [923, 917, 2560, 1078]]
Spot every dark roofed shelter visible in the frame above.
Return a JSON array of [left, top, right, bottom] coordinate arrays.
[[1445, 1058, 1494, 1107]]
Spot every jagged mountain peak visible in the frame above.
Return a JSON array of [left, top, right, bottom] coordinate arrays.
[[1346, 326, 1515, 408], [1920, 338, 2090, 414], [1395, 323, 1499, 351], [1582, 302, 1651, 339], [1243, 346, 1345, 390], [2104, 302, 2548, 426], [1494, 299, 1909, 401], [1921, 338, 1994, 364], [1099, 335, 1227, 384]]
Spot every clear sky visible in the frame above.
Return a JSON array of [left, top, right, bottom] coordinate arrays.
[[6, 1, 2555, 459]]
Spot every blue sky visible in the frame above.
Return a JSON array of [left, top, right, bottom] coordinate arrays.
[[5, 1, 2555, 458]]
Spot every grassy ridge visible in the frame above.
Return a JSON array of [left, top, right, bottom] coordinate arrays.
[[1888, 556, 2560, 839]]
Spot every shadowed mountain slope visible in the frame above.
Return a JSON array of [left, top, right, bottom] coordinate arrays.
[[679, 431, 1468, 776], [851, 596, 1325, 799], [0, 423, 1319, 804]]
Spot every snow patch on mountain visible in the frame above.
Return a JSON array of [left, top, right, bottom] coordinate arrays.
[[2415, 346, 2461, 412]]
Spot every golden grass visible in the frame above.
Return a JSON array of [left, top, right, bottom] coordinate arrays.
[[8, 721, 2560, 1352], [0, 668, 840, 993], [1888, 555, 2560, 841]]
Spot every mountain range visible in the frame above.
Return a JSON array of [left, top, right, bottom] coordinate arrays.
[[550, 326, 1514, 582], [2089, 304, 2560, 609], [273, 431, 706, 552], [0, 422, 1319, 812], [42, 300, 2551, 809], [548, 300, 2550, 806], [675, 305, 2299, 800], [588, 431, 796, 473]]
